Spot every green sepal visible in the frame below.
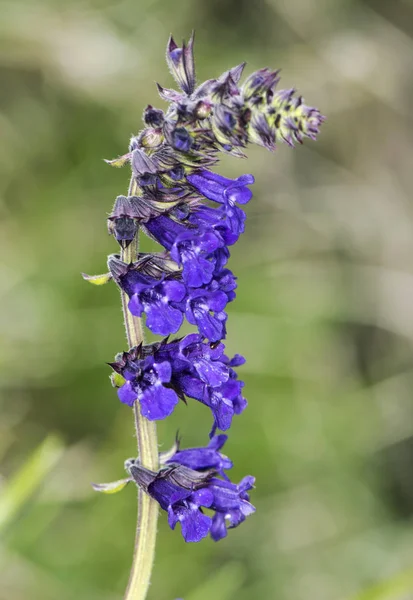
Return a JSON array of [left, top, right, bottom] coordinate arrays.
[[81, 272, 112, 285], [104, 153, 131, 168], [92, 477, 132, 494], [110, 372, 126, 388]]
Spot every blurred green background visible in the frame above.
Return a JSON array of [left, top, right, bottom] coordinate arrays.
[[2, 0, 413, 599]]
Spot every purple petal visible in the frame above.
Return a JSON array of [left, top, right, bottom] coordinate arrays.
[[211, 396, 234, 431], [239, 476, 256, 494], [208, 434, 228, 451], [227, 354, 246, 367], [206, 290, 228, 312], [117, 381, 138, 407], [145, 302, 184, 335], [182, 255, 215, 288], [210, 513, 228, 541], [225, 185, 252, 205], [180, 508, 212, 543], [154, 361, 172, 383], [139, 383, 178, 420], [194, 357, 229, 387], [186, 304, 227, 342], [191, 488, 214, 507], [128, 294, 144, 317], [177, 373, 205, 401], [163, 280, 186, 302]]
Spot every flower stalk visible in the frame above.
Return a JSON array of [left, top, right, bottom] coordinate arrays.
[[121, 182, 159, 600]]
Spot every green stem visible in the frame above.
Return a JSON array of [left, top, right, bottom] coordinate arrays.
[[121, 181, 159, 600]]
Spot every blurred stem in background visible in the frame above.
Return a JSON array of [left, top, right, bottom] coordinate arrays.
[[120, 180, 159, 600]]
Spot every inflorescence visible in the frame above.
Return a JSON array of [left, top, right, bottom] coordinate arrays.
[[89, 33, 324, 544]]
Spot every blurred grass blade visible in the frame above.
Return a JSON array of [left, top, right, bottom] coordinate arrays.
[[186, 562, 245, 600], [0, 434, 64, 534], [350, 568, 413, 600]]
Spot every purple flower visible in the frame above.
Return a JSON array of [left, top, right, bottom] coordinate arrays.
[[187, 170, 254, 205], [177, 338, 246, 433], [144, 215, 223, 288], [206, 378, 245, 432], [144, 214, 187, 250], [207, 475, 255, 541], [185, 286, 227, 342], [172, 127, 193, 152], [170, 228, 222, 288], [169, 434, 233, 476], [118, 269, 186, 336], [187, 170, 254, 238], [176, 334, 230, 387], [127, 438, 255, 542], [111, 336, 246, 429], [184, 269, 236, 342], [177, 340, 247, 435], [166, 335, 246, 431], [189, 205, 239, 246], [111, 257, 236, 342], [110, 348, 179, 420]]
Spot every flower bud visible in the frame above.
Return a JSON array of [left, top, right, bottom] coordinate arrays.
[[165, 32, 196, 96], [194, 100, 212, 119], [137, 128, 164, 150], [143, 105, 165, 127]]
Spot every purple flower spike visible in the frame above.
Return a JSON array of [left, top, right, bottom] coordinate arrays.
[[98, 33, 324, 554]]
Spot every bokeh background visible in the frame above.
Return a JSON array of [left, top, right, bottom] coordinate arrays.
[[2, 0, 413, 599]]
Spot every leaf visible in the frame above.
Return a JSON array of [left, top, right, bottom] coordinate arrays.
[[349, 568, 413, 600], [92, 478, 132, 494], [81, 272, 112, 285]]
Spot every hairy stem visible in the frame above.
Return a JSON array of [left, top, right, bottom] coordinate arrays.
[[122, 181, 159, 600]]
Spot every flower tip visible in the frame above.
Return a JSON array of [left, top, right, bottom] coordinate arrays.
[[187, 30, 195, 49], [167, 34, 178, 53], [230, 61, 247, 83]]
